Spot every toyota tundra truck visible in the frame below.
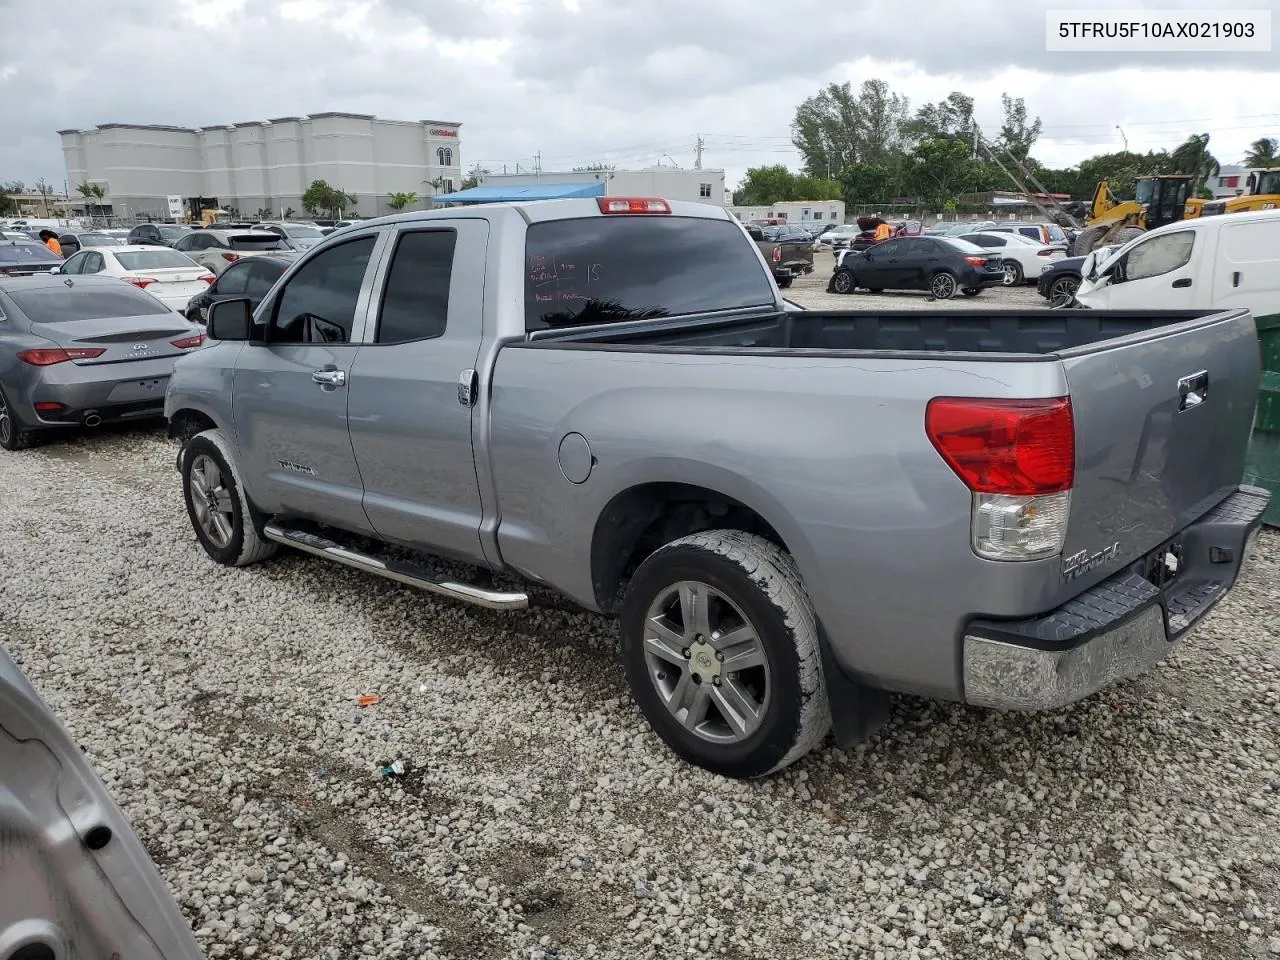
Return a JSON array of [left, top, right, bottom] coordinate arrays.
[[165, 196, 1269, 779]]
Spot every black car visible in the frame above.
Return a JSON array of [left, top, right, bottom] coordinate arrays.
[[0, 239, 64, 277], [828, 236, 1005, 299], [127, 223, 193, 247], [1035, 243, 1119, 306], [56, 232, 121, 256], [182, 253, 298, 323]]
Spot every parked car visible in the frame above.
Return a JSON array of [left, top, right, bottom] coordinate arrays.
[[0, 239, 64, 277], [172, 229, 291, 276], [817, 224, 862, 250], [250, 221, 326, 252], [165, 196, 1269, 779], [0, 274, 205, 447], [1075, 207, 1280, 316], [936, 221, 997, 237], [984, 221, 1070, 247], [1036, 244, 1119, 306], [100, 228, 134, 244], [54, 246, 214, 312], [126, 223, 194, 247], [829, 236, 1005, 298], [0, 646, 205, 958], [55, 231, 122, 256], [745, 222, 814, 288], [182, 253, 298, 323], [0, 230, 33, 242], [958, 231, 1067, 285]]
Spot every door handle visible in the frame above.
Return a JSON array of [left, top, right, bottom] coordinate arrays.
[[1232, 271, 1241, 288], [1172, 278, 1192, 288], [1178, 370, 1209, 411], [311, 369, 346, 387]]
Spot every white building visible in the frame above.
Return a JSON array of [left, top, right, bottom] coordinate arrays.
[[448, 166, 727, 206], [59, 113, 463, 220], [730, 200, 846, 226], [1210, 164, 1249, 199]]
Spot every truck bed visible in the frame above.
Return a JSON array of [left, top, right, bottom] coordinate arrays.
[[525, 307, 1217, 358]]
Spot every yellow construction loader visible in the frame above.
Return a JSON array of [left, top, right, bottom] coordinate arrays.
[[1070, 174, 1202, 255], [1195, 168, 1280, 217]]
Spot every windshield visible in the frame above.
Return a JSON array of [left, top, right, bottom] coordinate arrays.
[[116, 250, 201, 270], [158, 226, 192, 240], [1256, 171, 1280, 195], [284, 225, 325, 239], [524, 216, 775, 331], [7, 285, 173, 323], [1134, 179, 1156, 205], [0, 242, 58, 263]]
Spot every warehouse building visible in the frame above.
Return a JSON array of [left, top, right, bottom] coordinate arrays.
[[59, 113, 463, 220], [436, 166, 727, 206]]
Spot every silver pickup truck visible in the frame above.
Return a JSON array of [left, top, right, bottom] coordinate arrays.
[[166, 196, 1269, 779]]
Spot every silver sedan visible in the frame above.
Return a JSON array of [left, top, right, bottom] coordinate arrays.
[[0, 274, 205, 449]]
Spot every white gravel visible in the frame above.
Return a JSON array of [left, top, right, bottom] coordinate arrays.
[[2, 393, 1279, 959]]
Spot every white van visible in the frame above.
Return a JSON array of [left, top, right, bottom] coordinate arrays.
[[1075, 208, 1280, 321]]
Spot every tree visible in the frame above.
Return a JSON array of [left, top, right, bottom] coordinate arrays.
[[461, 163, 490, 189], [905, 136, 986, 208], [1, 180, 24, 195], [997, 94, 1042, 162], [0, 191, 15, 217], [255, 207, 272, 221], [1170, 133, 1219, 191], [89, 183, 106, 217], [75, 182, 95, 216], [33, 178, 53, 217], [905, 92, 976, 142], [1244, 137, 1278, 168], [571, 163, 615, 172], [793, 175, 843, 201], [387, 191, 417, 211], [738, 165, 799, 205], [792, 79, 911, 180], [839, 162, 893, 205], [301, 179, 356, 218]]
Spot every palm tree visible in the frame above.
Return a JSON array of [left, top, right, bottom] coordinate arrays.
[[76, 182, 94, 218], [1244, 137, 1279, 168], [387, 191, 417, 211], [1170, 133, 1220, 192], [89, 183, 106, 222]]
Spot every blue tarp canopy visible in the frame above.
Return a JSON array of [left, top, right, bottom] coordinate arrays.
[[432, 182, 606, 204]]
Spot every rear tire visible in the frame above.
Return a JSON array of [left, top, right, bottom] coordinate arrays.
[[0, 385, 35, 452], [831, 269, 855, 294], [181, 429, 277, 567], [961, 287, 981, 297], [1000, 260, 1023, 286], [619, 530, 830, 779], [930, 271, 958, 300], [776, 277, 793, 289]]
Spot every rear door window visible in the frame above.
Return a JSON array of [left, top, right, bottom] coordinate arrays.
[[245, 259, 284, 297], [376, 230, 456, 343], [524, 216, 774, 331]]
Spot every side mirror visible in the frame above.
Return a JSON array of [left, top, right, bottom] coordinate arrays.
[[48, 266, 61, 275], [207, 298, 253, 341]]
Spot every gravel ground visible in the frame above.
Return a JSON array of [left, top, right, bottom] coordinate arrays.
[[786, 249, 1048, 310], [2, 370, 1279, 958]]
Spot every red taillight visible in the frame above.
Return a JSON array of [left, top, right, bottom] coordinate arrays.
[[221, 253, 239, 263], [34, 402, 65, 412], [126, 277, 157, 289], [17, 347, 107, 366], [772, 245, 782, 263], [964, 256, 986, 267], [1037, 248, 1056, 256], [171, 334, 206, 349], [199, 274, 216, 285], [925, 397, 1075, 496], [596, 197, 671, 215]]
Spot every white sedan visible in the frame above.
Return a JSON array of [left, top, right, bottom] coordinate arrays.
[[958, 231, 1066, 286], [53, 245, 214, 311]]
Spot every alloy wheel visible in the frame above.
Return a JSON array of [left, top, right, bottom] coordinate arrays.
[[188, 454, 235, 548]]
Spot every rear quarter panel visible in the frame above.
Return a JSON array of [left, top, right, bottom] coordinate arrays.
[[489, 345, 1073, 700]]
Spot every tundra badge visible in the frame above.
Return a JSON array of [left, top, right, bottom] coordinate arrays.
[[1062, 542, 1121, 582], [277, 460, 316, 476]]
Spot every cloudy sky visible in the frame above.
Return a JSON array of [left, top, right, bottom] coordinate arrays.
[[2, 0, 1277, 193]]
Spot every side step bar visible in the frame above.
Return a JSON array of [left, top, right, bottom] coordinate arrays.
[[262, 524, 529, 611]]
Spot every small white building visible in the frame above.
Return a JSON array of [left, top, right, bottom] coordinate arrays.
[[730, 200, 846, 225], [1211, 164, 1248, 199], [469, 167, 727, 206]]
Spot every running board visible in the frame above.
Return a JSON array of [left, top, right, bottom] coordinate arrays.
[[262, 524, 529, 611]]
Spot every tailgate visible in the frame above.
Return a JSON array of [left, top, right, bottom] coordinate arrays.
[[782, 242, 813, 263], [1058, 308, 1259, 591]]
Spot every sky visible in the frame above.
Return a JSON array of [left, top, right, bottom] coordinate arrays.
[[1, 0, 1278, 194]]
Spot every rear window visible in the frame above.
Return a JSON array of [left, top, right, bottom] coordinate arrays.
[[228, 235, 287, 251], [0, 242, 57, 263], [1045, 224, 1067, 243], [116, 250, 199, 270], [158, 226, 191, 240], [8, 285, 173, 324], [524, 217, 774, 331], [937, 237, 986, 255]]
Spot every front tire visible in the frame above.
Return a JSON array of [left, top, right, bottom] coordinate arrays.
[[181, 429, 277, 567], [619, 530, 831, 779], [831, 269, 855, 294], [1049, 274, 1080, 306]]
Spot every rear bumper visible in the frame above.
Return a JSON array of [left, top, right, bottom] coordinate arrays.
[[23, 356, 178, 426], [963, 485, 1270, 711], [774, 262, 814, 278]]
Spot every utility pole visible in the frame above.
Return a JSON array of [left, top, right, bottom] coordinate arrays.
[[972, 124, 979, 160], [534, 152, 542, 176], [695, 135, 703, 170]]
